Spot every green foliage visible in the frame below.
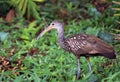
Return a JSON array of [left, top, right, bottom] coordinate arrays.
[[98, 30, 114, 43], [0, 32, 9, 41], [10, 0, 44, 19], [0, 0, 120, 82], [113, 1, 120, 16], [0, 1, 11, 17], [112, 1, 120, 24]]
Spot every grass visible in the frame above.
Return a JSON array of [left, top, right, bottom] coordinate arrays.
[[0, 0, 120, 82]]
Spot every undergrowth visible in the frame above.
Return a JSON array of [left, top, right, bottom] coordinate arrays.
[[0, 0, 120, 82]]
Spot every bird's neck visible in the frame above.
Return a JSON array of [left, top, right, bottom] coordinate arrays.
[[57, 27, 65, 48]]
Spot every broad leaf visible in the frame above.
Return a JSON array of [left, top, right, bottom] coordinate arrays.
[[33, 0, 44, 2], [0, 32, 9, 41], [98, 30, 114, 43]]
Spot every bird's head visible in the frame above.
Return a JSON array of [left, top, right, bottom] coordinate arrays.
[[49, 20, 63, 29], [37, 20, 64, 39]]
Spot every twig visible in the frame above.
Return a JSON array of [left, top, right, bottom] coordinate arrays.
[[43, 18, 48, 26]]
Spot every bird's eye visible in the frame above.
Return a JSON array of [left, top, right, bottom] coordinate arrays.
[[52, 23, 54, 25]]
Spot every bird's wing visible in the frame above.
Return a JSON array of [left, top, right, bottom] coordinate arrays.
[[86, 35, 114, 54], [86, 35, 116, 59], [65, 34, 114, 55], [65, 34, 95, 55]]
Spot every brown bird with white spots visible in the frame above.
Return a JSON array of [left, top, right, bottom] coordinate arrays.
[[37, 20, 116, 80]]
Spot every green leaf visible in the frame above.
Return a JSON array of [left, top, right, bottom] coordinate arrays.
[[30, 1, 40, 20], [27, 0, 31, 19], [112, 8, 120, 11], [0, 32, 9, 41], [21, 35, 29, 40], [113, 1, 120, 5], [33, 0, 44, 2], [85, 27, 100, 36], [98, 30, 114, 43], [22, 0, 27, 15], [28, 21, 38, 29], [32, 73, 41, 82], [114, 13, 120, 16], [18, 0, 24, 11]]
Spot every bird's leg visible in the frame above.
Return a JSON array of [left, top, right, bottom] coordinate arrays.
[[86, 57, 92, 72], [76, 58, 81, 80]]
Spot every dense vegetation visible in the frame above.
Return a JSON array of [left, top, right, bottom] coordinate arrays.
[[0, 0, 120, 82]]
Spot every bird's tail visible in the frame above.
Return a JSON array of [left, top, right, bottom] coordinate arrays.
[[103, 52, 116, 59]]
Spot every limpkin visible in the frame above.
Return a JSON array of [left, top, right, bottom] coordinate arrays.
[[37, 20, 116, 80]]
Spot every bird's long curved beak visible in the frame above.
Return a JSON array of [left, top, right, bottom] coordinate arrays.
[[36, 26, 53, 40]]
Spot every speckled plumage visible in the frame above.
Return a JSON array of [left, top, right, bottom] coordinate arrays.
[[37, 20, 116, 80], [63, 33, 116, 59]]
